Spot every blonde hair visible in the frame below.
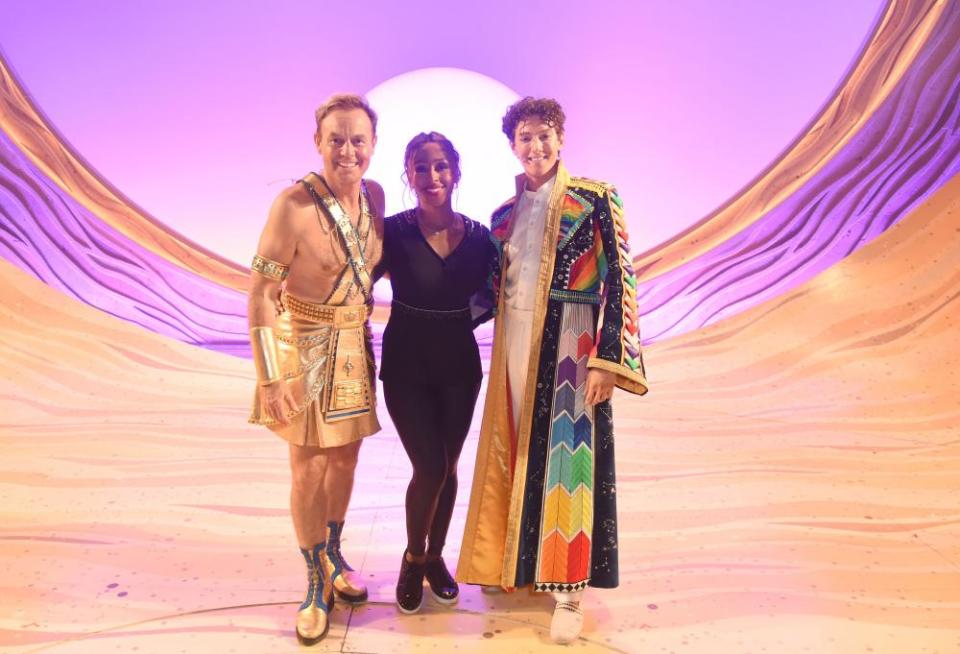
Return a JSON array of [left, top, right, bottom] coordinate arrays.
[[314, 93, 378, 138]]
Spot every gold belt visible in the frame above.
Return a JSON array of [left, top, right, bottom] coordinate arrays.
[[283, 293, 369, 328], [280, 292, 373, 423]]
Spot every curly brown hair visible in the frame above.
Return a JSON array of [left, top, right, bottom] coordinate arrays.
[[314, 93, 378, 139], [502, 96, 566, 143], [403, 131, 462, 184]]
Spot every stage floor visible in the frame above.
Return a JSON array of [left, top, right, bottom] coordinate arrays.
[[2, 179, 960, 652]]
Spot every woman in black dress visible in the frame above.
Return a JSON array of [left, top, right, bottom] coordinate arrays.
[[378, 132, 497, 613]]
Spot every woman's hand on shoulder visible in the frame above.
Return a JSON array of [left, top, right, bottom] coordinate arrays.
[[365, 179, 387, 219]]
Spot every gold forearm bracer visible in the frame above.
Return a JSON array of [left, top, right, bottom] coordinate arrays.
[[250, 326, 283, 386]]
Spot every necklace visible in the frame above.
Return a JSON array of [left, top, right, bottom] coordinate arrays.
[[319, 175, 369, 226], [416, 208, 458, 236]]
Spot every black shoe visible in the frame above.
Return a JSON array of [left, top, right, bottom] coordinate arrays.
[[424, 556, 459, 605], [396, 552, 425, 614]]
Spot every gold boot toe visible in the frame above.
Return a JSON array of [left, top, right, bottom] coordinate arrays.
[[324, 551, 368, 603], [296, 544, 334, 645], [296, 603, 330, 645]]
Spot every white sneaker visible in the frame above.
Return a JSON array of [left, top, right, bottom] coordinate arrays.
[[550, 600, 583, 644]]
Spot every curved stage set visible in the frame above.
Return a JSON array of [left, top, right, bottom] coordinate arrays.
[[1, 0, 958, 652]]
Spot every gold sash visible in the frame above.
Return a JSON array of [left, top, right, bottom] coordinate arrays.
[[300, 173, 374, 304]]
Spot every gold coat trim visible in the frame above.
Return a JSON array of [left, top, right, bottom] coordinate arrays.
[[586, 356, 648, 395], [456, 163, 578, 588], [500, 163, 571, 586], [568, 176, 612, 196]]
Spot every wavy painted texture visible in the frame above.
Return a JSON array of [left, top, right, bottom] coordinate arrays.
[[0, 2, 938, 291], [0, 165, 957, 653], [0, 0, 958, 355], [632, 0, 948, 280], [0, 52, 248, 291], [636, 1, 960, 342], [0, 128, 250, 356]]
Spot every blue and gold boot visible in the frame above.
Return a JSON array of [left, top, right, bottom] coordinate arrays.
[[324, 521, 369, 604], [296, 543, 334, 645]]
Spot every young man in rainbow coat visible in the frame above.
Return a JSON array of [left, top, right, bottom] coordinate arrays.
[[457, 97, 648, 644]]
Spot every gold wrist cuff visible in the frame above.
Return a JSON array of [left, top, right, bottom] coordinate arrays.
[[250, 327, 283, 385], [251, 254, 289, 281]]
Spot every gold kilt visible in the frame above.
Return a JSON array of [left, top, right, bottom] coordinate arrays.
[[249, 294, 380, 447]]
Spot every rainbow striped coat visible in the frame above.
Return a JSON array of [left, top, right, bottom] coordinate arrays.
[[457, 163, 648, 592]]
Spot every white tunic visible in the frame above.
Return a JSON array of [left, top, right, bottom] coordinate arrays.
[[503, 173, 556, 312], [503, 173, 557, 434]]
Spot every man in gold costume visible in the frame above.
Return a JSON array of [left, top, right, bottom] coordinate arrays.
[[248, 94, 383, 645]]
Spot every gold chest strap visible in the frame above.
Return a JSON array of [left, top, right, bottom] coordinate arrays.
[[300, 173, 373, 304]]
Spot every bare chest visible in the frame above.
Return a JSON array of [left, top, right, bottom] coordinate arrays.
[[286, 206, 382, 302]]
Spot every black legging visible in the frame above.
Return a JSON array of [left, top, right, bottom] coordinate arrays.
[[383, 379, 481, 558]]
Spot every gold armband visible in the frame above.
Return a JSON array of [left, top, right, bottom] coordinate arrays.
[[250, 327, 283, 386], [251, 254, 289, 281]]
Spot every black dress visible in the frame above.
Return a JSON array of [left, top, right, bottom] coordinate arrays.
[[379, 210, 497, 385], [377, 209, 498, 559]]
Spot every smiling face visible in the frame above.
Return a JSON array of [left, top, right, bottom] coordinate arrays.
[[315, 108, 376, 186], [511, 117, 563, 186], [407, 141, 458, 210]]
